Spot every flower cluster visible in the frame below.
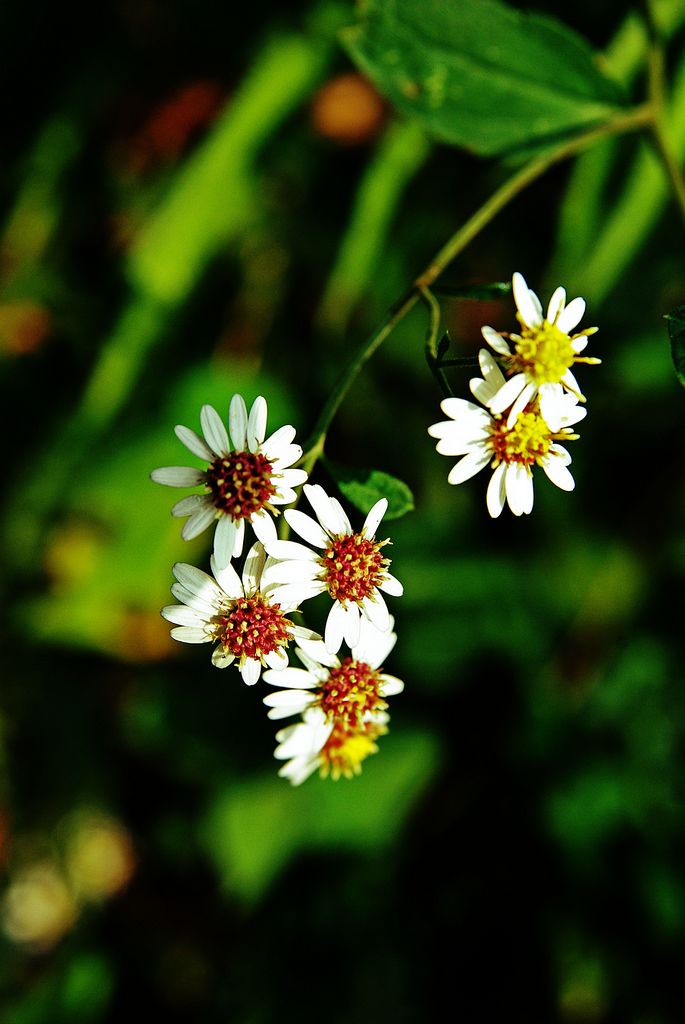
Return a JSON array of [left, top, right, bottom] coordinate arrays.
[[152, 397, 404, 783], [428, 273, 599, 516]]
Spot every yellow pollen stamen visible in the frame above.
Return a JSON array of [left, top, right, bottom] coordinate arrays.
[[512, 320, 575, 385], [489, 405, 552, 467]]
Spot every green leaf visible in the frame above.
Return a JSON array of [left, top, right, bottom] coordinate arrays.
[[341, 0, 625, 157], [665, 305, 685, 388], [324, 460, 415, 520]]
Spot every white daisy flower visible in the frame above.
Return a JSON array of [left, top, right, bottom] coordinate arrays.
[[273, 705, 390, 785], [151, 395, 308, 568], [262, 613, 404, 723], [481, 271, 599, 430], [262, 483, 403, 654], [428, 349, 586, 518], [161, 542, 319, 686]]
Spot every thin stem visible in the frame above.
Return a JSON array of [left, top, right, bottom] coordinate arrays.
[[300, 101, 653, 468], [421, 287, 453, 398], [644, 6, 685, 222]]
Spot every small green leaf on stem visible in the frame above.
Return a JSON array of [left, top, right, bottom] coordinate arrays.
[[323, 460, 415, 520]]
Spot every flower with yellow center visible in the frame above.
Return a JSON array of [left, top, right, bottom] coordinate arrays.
[[161, 542, 320, 685], [262, 614, 403, 723], [481, 272, 599, 430], [263, 484, 403, 654], [151, 395, 308, 568], [428, 349, 586, 517], [273, 706, 390, 785]]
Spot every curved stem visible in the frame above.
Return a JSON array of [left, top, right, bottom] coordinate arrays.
[[644, 6, 685, 222], [421, 287, 453, 398], [300, 101, 653, 469]]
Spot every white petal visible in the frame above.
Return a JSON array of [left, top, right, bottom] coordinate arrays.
[[213, 514, 238, 568], [279, 468, 308, 488], [151, 466, 206, 487], [262, 560, 320, 584], [252, 510, 278, 546], [247, 396, 268, 452], [261, 425, 297, 460], [264, 666, 319, 689], [488, 373, 528, 415], [505, 464, 533, 516], [263, 689, 315, 711], [571, 336, 588, 353], [240, 658, 262, 685], [438, 396, 487, 421], [210, 556, 243, 599], [560, 368, 584, 399], [505, 381, 537, 429], [436, 434, 483, 458], [284, 509, 329, 548], [512, 272, 543, 327], [161, 605, 208, 627], [170, 626, 211, 644], [447, 449, 491, 485], [379, 674, 404, 696], [233, 519, 245, 559], [242, 542, 267, 593], [181, 503, 217, 541], [549, 443, 572, 466], [264, 539, 320, 561], [352, 618, 396, 667], [174, 424, 214, 462], [378, 572, 403, 597], [469, 377, 499, 406], [200, 405, 230, 457], [481, 325, 511, 356], [212, 647, 235, 669], [557, 296, 585, 334], [304, 484, 346, 536], [342, 602, 361, 647], [542, 458, 575, 491], [329, 497, 353, 535], [270, 488, 298, 505], [295, 637, 339, 671], [546, 286, 566, 324], [228, 394, 248, 450], [172, 563, 225, 604], [171, 494, 212, 518], [324, 601, 347, 653], [486, 463, 506, 518], [264, 647, 289, 671], [363, 591, 390, 632], [362, 498, 387, 539], [265, 581, 326, 608], [478, 347, 507, 384], [171, 582, 220, 615], [271, 444, 303, 470]]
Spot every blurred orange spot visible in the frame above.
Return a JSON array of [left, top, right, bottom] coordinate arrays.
[[65, 814, 136, 902], [0, 301, 52, 355], [115, 607, 178, 663], [127, 81, 225, 173], [310, 73, 386, 145]]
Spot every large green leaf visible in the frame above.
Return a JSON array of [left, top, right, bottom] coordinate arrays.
[[342, 0, 625, 157], [665, 304, 685, 389], [324, 459, 415, 520]]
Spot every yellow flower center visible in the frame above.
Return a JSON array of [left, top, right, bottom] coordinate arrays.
[[513, 321, 575, 385], [319, 720, 386, 780], [489, 406, 552, 466]]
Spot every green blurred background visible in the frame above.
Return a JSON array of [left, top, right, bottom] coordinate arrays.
[[1, 0, 685, 1020]]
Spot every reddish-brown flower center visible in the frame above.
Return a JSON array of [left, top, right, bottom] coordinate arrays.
[[488, 404, 552, 467], [205, 451, 276, 520], [214, 596, 290, 661], [320, 533, 387, 605], [318, 658, 386, 729]]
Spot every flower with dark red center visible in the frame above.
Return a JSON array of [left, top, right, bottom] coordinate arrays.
[[263, 613, 403, 723], [263, 615, 403, 785], [151, 395, 308, 568], [263, 484, 403, 654], [161, 542, 320, 685]]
